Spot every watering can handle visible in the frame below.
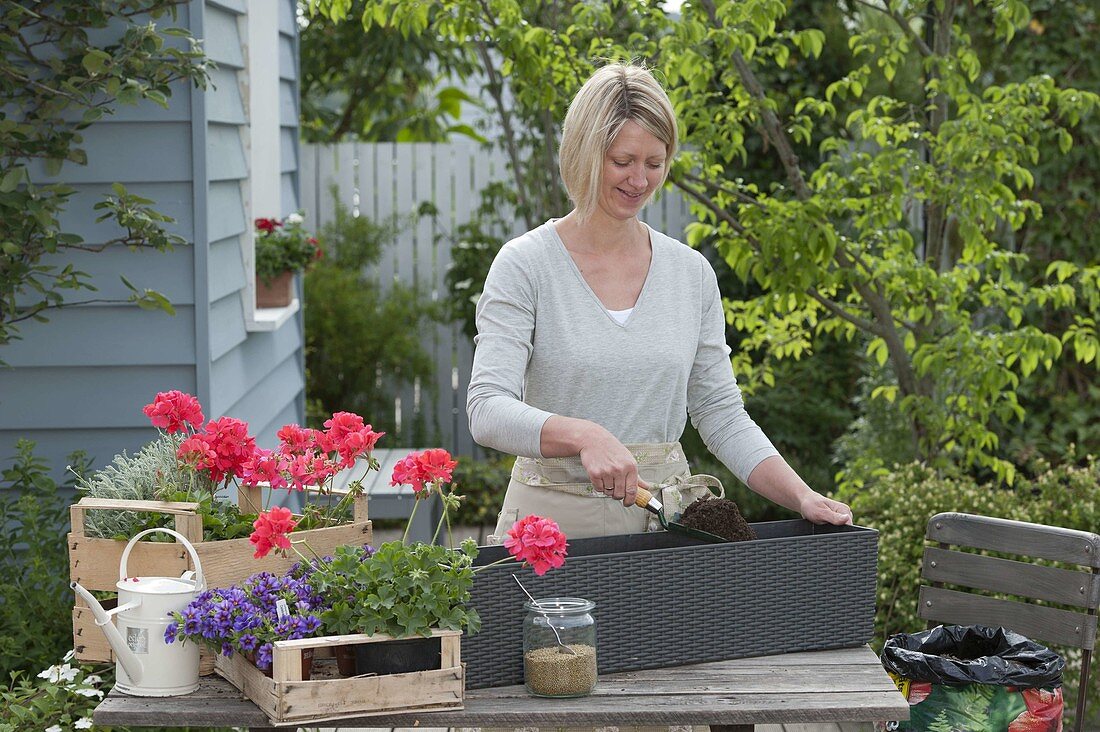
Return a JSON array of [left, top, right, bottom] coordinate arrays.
[[119, 528, 205, 591]]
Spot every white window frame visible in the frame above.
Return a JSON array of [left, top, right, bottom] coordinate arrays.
[[242, 1, 297, 331]]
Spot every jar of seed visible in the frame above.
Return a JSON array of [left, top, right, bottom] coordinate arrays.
[[522, 597, 597, 697]]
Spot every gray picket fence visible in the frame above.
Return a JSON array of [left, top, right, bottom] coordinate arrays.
[[299, 141, 691, 455]]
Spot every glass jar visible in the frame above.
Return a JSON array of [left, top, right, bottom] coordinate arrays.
[[522, 597, 597, 697]]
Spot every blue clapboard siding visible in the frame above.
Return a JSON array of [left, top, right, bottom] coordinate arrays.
[[0, 1, 304, 480]]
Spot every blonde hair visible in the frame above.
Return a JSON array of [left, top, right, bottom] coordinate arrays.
[[559, 63, 678, 221]]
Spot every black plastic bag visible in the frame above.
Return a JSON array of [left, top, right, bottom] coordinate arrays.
[[880, 625, 1065, 731], [882, 624, 1064, 687]]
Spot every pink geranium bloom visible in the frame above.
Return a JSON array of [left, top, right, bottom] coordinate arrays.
[[143, 391, 204, 434], [503, 515, 568, 576], [240, 448, 288, 490], [390, 453, 427, 494], [389, 448, 457, 496], [250, 506, 297, 559], [177, 435, 216, 471], [202, 417, 256, 484], [417, 448, 457, 484], [323, 412, 365, 440], [276, 424, 314, 455], [286, 453, 318, 491], [333, 427, 384, 468]]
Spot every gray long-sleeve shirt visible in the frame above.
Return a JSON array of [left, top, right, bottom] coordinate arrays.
[[466, 220, 778, 484]]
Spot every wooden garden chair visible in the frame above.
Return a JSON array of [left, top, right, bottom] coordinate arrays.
[[920, 512, 1100, 731]]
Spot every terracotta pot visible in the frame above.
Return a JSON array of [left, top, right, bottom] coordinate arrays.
[[255, 271, 293, 308]]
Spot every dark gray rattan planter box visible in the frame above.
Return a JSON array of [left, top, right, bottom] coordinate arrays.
[[466, 519, 877, 688]]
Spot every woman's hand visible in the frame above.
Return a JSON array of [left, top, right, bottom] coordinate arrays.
[[799, 492, 853, 525], [578, 427, 645, 507], [540, 416, 650, 506]]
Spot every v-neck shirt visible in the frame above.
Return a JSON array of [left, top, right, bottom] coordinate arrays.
[[466, 219, 778, 483]]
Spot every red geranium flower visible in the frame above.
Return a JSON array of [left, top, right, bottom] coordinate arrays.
[[254, 217, 280, 233], [390, 448, 457, 496], [390, 453, 426, 494], [201, 417, 256, 484], [417, 448, 457, 484], [249, 506, 297, 559], [177, 435, 216, 472], [503, 515, 568, 576], [143, 391, 204, 434]]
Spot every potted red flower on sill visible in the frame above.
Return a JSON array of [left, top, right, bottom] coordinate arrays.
[[254, 212, 323, 308]]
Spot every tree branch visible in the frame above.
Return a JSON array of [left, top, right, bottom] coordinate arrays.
[[680, 171, 766, 209], [847, 0, 932, 57], [806, 287, 882, 336], [671, 176, 750, 236]]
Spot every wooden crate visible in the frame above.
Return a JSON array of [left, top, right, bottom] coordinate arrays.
[[70, 485, 372, 669], [215, 629, 464, 726]]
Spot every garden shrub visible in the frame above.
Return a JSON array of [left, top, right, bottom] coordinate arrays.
[[0, 440, 87, 678], [0, 654, 107, 732], [448, 451, 514, 528], [304, 198, 438, 444], [844, 458, 1100, 726]]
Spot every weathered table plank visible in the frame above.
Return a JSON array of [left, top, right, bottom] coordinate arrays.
[[94, 645, 908, 730]]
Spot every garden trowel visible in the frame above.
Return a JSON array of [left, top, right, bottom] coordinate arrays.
[[634, 487, 727, 543]]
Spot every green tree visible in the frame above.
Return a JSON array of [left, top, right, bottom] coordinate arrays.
[[299, 0, 480, 142], [0, 1, 211, 356], [313, 0, 1099, 486], [304, 201, 438, 443]]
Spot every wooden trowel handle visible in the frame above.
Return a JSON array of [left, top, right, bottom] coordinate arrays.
[[634, 486, 654, 507]]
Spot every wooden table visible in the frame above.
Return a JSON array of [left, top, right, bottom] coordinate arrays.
[[93, 645, 909, 731]]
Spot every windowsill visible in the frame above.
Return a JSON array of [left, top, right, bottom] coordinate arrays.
[[245, 298, 299, 331]]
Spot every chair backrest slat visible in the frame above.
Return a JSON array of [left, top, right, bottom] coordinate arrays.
[[923, 546, 1100, 609], [919, 585, 1098, 650], [921, 513, 1100, 732], [926, 512, 1100, 568]]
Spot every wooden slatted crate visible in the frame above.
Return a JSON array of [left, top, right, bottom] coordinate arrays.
[[214, 629, 464, 726], [69, 485, 372, 671]]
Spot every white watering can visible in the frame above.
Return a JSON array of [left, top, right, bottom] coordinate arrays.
[[71, 527, 205, 697]]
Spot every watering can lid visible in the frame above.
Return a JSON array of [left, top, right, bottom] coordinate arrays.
[[117, 576, 198, 594]]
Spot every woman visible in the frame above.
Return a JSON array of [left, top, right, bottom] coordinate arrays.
[[467, 63, 852, 540]]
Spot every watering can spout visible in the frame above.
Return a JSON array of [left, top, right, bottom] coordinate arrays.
[[71, 580, 144, 684]]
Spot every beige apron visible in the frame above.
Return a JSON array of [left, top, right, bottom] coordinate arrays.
[[489, 441, 724, 542]]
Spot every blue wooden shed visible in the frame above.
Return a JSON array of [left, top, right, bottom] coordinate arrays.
[[1, 0, 305, 479]]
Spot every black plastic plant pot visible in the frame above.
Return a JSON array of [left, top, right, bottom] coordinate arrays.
[[354, 636, 442, 676]]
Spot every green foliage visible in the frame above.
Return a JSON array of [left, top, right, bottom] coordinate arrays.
[[0, 655, 107, 732], [447, 451, 514, 527], [0, 2, 211, 356], [440, 181, 515, 339], [304, 200, 438, 442], [75, 432, 216, 540], [0, 440, 88, 678], [316, 0, 1100, 488], [300, 0, 480, 142], [310, 540, 481, 638], [843, 457, 1100, 725]]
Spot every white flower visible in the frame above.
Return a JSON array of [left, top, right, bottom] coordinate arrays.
[[37, 663, 78, 683], [75, 718, 94, 729], [286, 212, 304, 225], [76, 687, 104, 698], [84, 674, 102, 685], [45, 726, 62, 732], [63, 650, 75, 662]]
